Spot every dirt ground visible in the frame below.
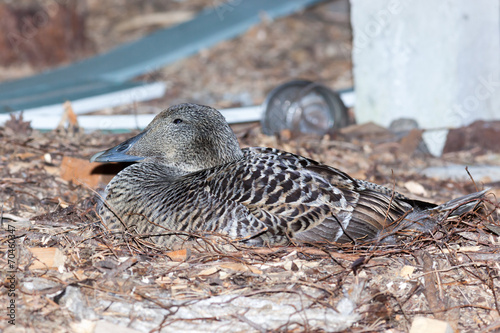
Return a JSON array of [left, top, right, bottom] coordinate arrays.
[[0, 1, 499, 332], [1, 115, 499, 333]]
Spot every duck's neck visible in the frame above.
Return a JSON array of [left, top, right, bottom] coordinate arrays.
[[186, 137, 244, 172], [147, 146, 244, 175], [216, 144, 244, 166]]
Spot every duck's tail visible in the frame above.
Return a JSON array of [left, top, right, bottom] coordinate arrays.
[[380, 189, 488, 242], [429, 189, 489, 219]]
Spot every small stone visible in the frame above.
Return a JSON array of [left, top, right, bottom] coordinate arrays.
[[409, 317, 453, 333]]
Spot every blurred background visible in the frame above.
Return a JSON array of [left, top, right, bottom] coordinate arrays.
[[0, 0, 498, 157], [0, 0, 351, 108]]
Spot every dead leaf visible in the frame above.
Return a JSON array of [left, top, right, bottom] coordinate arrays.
[[14, 152, 37, 160], [404, 180, 427, 196], [400, 265, 415, 279], [409, 317, 453, 333], [219, 262, 262, 274], [29, 247, 66, 270], [197, 266, 219, 276], [60, 156, 113, 187], [166, 248, 191, 262]]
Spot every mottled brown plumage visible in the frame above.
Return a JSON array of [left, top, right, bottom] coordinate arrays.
[[91, 103, 485, 247]]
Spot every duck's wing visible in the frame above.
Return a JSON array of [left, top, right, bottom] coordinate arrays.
[[298, 163, 418, 242], [208, 147, 417, 244]]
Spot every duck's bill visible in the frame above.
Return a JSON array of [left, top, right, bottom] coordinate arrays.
[[90, 132, 146, 163]]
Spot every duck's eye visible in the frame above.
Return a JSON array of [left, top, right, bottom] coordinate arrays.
[[173, 119, 183, 124]]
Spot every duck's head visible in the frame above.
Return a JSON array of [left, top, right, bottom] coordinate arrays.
[[90, 103, 243, 173]]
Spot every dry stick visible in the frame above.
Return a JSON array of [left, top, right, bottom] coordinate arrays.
[[382, 169, 398, 228], [245, 246, 361, 261], [305, 241, 348, 268], [153, 316, 222, 333], [460, 262, 500, 314], [1, 213, 30, 224], [331, 213, 356, 244], [481, 320, 500, 333], [462, 168, 494, 226], [134, 290, 196, 312], [377, 170, 422, 243], [80, 182, 125, 232], [292, 280, 339, 299], [116, 211, 205, 254], [126, 212, 222, 245], [427, 245, 461, 332], [232, 312, 267, 333], [406, 303, 496, 314], [412, 261, 496, 278], [469, 192, 500, 236], [104, 256, 138, 279], [0, 203, 4, 229], [420, 251, 448, 321], [483, 193, 500, 219], [377, 209, 415, 243], [486, 266, 500, 316], [465, 166, 479, 192]]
